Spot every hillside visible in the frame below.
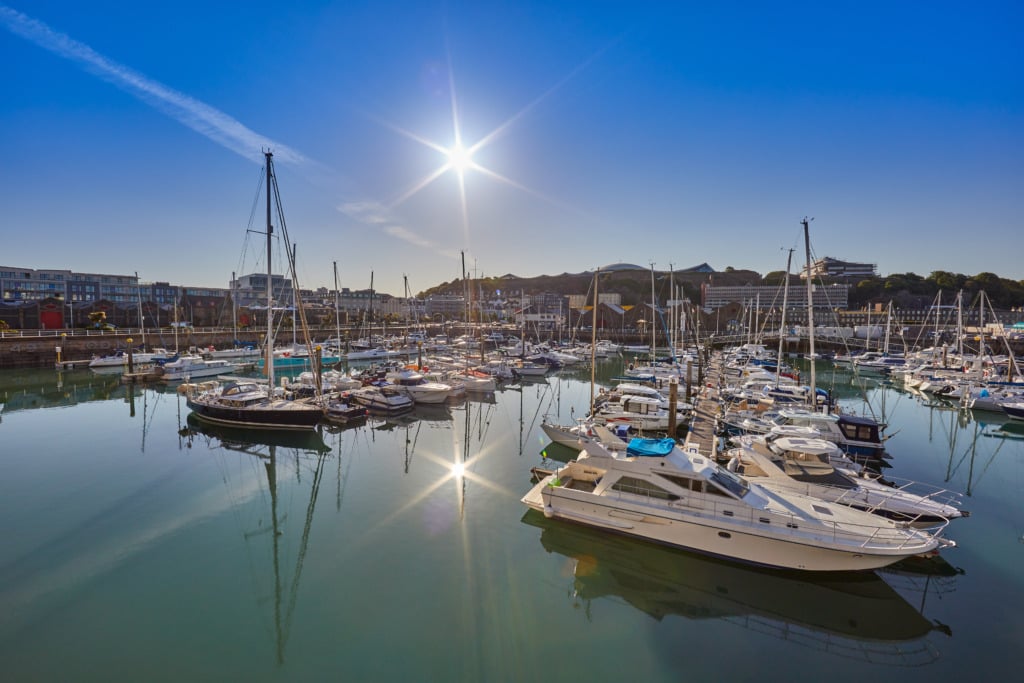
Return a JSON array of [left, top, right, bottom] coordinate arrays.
[[418, 266, 762, 307]]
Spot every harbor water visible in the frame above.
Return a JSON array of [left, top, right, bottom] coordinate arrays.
[[0, 358, 1020, 681]]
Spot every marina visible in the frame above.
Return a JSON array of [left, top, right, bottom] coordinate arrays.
[[0, 354, 1021, 681]]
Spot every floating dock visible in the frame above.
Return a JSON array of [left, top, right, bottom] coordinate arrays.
[[682, 353, 723, 459]]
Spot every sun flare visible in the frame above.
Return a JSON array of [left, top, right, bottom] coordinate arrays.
[[446, 142, 473, 174]]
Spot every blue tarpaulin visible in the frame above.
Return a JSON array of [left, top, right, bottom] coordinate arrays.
[[626, 437, 676, 457]]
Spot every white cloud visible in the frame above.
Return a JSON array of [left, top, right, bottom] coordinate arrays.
[[1, 5, 309, 167]]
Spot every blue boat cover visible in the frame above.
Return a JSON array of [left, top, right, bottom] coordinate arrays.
[[626, 437, 676, 457]]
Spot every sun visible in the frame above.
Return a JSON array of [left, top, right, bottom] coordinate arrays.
[[446, 142, 474, 174]]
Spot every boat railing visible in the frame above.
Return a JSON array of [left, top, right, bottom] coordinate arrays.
[[611, 485, 944, 551]]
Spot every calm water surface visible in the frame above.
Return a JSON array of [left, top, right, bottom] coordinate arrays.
[[0, 359, 1020, 681]]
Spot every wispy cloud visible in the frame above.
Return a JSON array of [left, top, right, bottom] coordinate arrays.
[[0, 5, 309, 167], [339, 200, 461, 260]]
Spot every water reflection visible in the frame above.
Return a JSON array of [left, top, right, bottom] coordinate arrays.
[[522, 511, 950, 665], [0, 368, 123, 414], [179, 415, 332, 666]]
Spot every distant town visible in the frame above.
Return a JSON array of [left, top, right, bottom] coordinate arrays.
[[1, 258, 1021, 334]]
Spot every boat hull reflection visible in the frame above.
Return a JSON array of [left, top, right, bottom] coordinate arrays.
[[182, 413, 330, 453], [522, 510, 946, 662]]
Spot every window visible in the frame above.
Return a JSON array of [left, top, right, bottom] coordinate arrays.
[[611, 476, 678, 501], [658, 474, 703, 493], [708, 466, 750, 499]]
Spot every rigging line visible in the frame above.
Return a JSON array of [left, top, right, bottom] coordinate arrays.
[[239, 165, 267, 277]]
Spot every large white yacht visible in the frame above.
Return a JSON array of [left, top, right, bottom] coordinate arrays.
[[522, 438, 951, 572]]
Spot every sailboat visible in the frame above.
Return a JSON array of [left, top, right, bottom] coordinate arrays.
[[186, 151, 324, 430]]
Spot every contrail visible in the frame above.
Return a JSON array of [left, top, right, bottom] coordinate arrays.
[[0, 5, 309, 166]]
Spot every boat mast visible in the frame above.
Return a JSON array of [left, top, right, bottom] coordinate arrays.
[[290, 243, 298, 348], [802, 217, 816, 406], [650, 262, 656, 364], [883, 301, 892, 355], [265, 150, 275, 392], [956, 290, 964, 359], [333, 261, 341, 347], [776, 249, 794, 388], [135, 271, 146, 350], [590, 268, 599, 416], [231, 270, 238, 345]]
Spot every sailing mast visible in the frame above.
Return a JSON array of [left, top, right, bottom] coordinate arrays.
[[776, 249, 794, 388], [590, 268, 599, 416], [333, 261, 341, 347], [135, 271, 146, 351], [264, 151, 276, 393], [649, 262, 656, 364], [802, 217, 817, 407], [231, 270, 238, 347]]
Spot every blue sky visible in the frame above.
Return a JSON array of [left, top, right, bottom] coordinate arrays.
[[2, 1, 1021, 296]]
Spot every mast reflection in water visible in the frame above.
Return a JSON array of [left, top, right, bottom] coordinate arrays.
[[181, 416, 331, 665]]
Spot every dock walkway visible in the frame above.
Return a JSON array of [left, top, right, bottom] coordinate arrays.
[[683, 353, 723, 458]]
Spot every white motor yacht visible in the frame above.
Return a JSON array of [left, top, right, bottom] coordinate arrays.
[[522, 438, 950, 572]]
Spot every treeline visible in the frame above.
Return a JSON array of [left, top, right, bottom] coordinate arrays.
[[845, 271, 1024, 310], [420, 269, 1024, 311]]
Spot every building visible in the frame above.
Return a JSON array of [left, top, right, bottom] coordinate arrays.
[[231, 273, 293, 307], [1, 266, 142, 304], [425, 295, 466, 320], [800, 257, 877, 280], [701, 283, 849, 310]]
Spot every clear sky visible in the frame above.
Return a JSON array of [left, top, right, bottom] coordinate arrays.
[[2, 1, 1021, 296]]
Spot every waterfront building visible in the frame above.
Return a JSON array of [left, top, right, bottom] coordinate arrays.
[[800, 256, 877, 280], [701, 282, 850, 311]]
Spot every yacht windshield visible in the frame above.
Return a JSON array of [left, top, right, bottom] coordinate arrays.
[[709, 465, 750, 499]]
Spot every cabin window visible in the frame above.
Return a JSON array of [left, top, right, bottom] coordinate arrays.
[[811, 504, 833, 516], [723, 510, 734, 517], [708, 467, 750, 499], [657, 474, 702, 493], [611, 476, 678, 501], [841, 424, 874, 441]]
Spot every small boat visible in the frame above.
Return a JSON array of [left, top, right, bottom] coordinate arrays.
[[322, 396, 368, 425], [591, 395, 690, 432], [206, 344, 261, 360], [522, 438, 950, 572], [512, 361, 550, 378], [88, 347, 172, 368], [1003, 401, 1024, 421], [452, 369, 497, 393], [158, 355, 236, 381], [541, 418, 630, 451], [385, 370, 452, 404], [350, 385, 414, 414]]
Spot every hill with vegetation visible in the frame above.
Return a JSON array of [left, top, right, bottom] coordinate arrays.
[[420, 267, 1024, 310]]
